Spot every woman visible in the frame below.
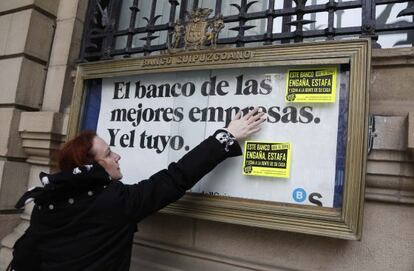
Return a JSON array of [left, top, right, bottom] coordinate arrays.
[[9, 108, 265, 271]]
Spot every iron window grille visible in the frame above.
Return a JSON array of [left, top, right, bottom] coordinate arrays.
[[79, 0, 414, 61]]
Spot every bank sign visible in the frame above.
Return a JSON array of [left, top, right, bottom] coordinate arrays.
[[84, 65, 346, 208]]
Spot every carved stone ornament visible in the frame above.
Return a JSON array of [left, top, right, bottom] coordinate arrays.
[[169, 8, 224, 52]]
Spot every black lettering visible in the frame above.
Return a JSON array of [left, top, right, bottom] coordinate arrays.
[[139, 130, 147, 149], [201, 76, 217, 96], [163, 107, 173, 122], [189, 107, 201, 122], [108, 128, 120, 147], [133, 103, 143, 127], [171, 83, 181, 97], [309, 192, 323, 206], [125, 108, 135, 122], [169, 135, 184, 151], [235, 75, 243, 95], [156, 135, 170, 153], [260, 78, 272, 95], [113, 82, 130, 99], [158, 83, 171, 98], [173, 107, 184, 121], [216, 80, 229, 96], [281, 106, 298, 123], [267, 106, 281, 123], [299, 106, 314, 123], [182, 82, 195, 97], [243, 79, 258, 95], [110, 108, 127, 122], [142, 108, 154, 122], [146, 84, 157, 98], [201, 107, 225, 122], [134, 81, 146, 98]]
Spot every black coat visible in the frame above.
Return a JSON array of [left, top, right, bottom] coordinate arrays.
[[10, 133, 241, 271]]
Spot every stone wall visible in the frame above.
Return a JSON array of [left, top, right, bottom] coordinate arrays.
[[0, 0, 87, 269], [0, 3, 58, 263]]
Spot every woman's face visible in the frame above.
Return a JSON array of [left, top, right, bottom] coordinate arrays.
[[91, 136, 122, 180]]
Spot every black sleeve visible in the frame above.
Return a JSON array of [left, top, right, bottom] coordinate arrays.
[[120, 134, 242, 223]]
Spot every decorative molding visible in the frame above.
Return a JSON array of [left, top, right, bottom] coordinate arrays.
[[366, 115, 414, 204], [18, 112, 67, 166], [168, 8, 224, 52]]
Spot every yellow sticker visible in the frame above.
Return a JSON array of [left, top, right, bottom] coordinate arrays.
[[285, 67, 337, 103], [243, 141, 291, 178]]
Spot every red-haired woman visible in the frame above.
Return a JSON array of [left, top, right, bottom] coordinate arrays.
[[8, 108, 265, 271]]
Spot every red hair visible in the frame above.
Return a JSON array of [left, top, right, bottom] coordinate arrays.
[[58, 131, 97, 171]]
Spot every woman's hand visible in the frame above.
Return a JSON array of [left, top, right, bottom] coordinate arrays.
[[226, 107, 266, 140]]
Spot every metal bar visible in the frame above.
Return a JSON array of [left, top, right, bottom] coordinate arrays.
[[325, 0, 336, 40], [179, 0, 189, 21], [375, 0, 411, 4], [169, 0, 179, 24], [80, 0, 414, 61], [192, 0, 199, 10], [361, 0, 380, 47], [125, 0, 140, 56], [78, 0, 96, 61], [143, 0, 158, 56], [281, 0, 293, 44], [235, 0, 249, 47], [100, 0, 124, 59], [375, 21, 414, 31], [264, 0, 275, 45], [168, 1, 179, 48], [215, 0, 222, 16], [293, 0, 307, 43]]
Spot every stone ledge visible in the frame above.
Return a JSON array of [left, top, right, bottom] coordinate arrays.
[[372, 48, 414, 66], [19, 111, 67, 166], [0, 0, 59, 17], [365, 186, 414, 205]]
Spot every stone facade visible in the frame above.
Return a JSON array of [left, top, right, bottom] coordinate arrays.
[[0, 1, 413, 271], [0, 0, 85, 269]]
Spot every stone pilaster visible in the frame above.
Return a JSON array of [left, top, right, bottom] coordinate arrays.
[[0, 1, 58, 269], [0, 112, 67, 270]]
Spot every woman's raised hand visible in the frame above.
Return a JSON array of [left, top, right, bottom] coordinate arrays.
[[226, 107, 266, 140]]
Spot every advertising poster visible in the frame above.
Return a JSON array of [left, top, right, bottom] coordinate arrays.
[[83, 65, 346, 208]]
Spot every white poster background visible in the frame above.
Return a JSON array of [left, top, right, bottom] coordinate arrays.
[[98, 66, 342, 207]]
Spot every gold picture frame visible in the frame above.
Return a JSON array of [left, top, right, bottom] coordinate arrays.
[[69, 39, 370, 240]]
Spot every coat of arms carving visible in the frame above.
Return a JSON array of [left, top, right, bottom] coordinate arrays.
[[169, 8, 224, 51]]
